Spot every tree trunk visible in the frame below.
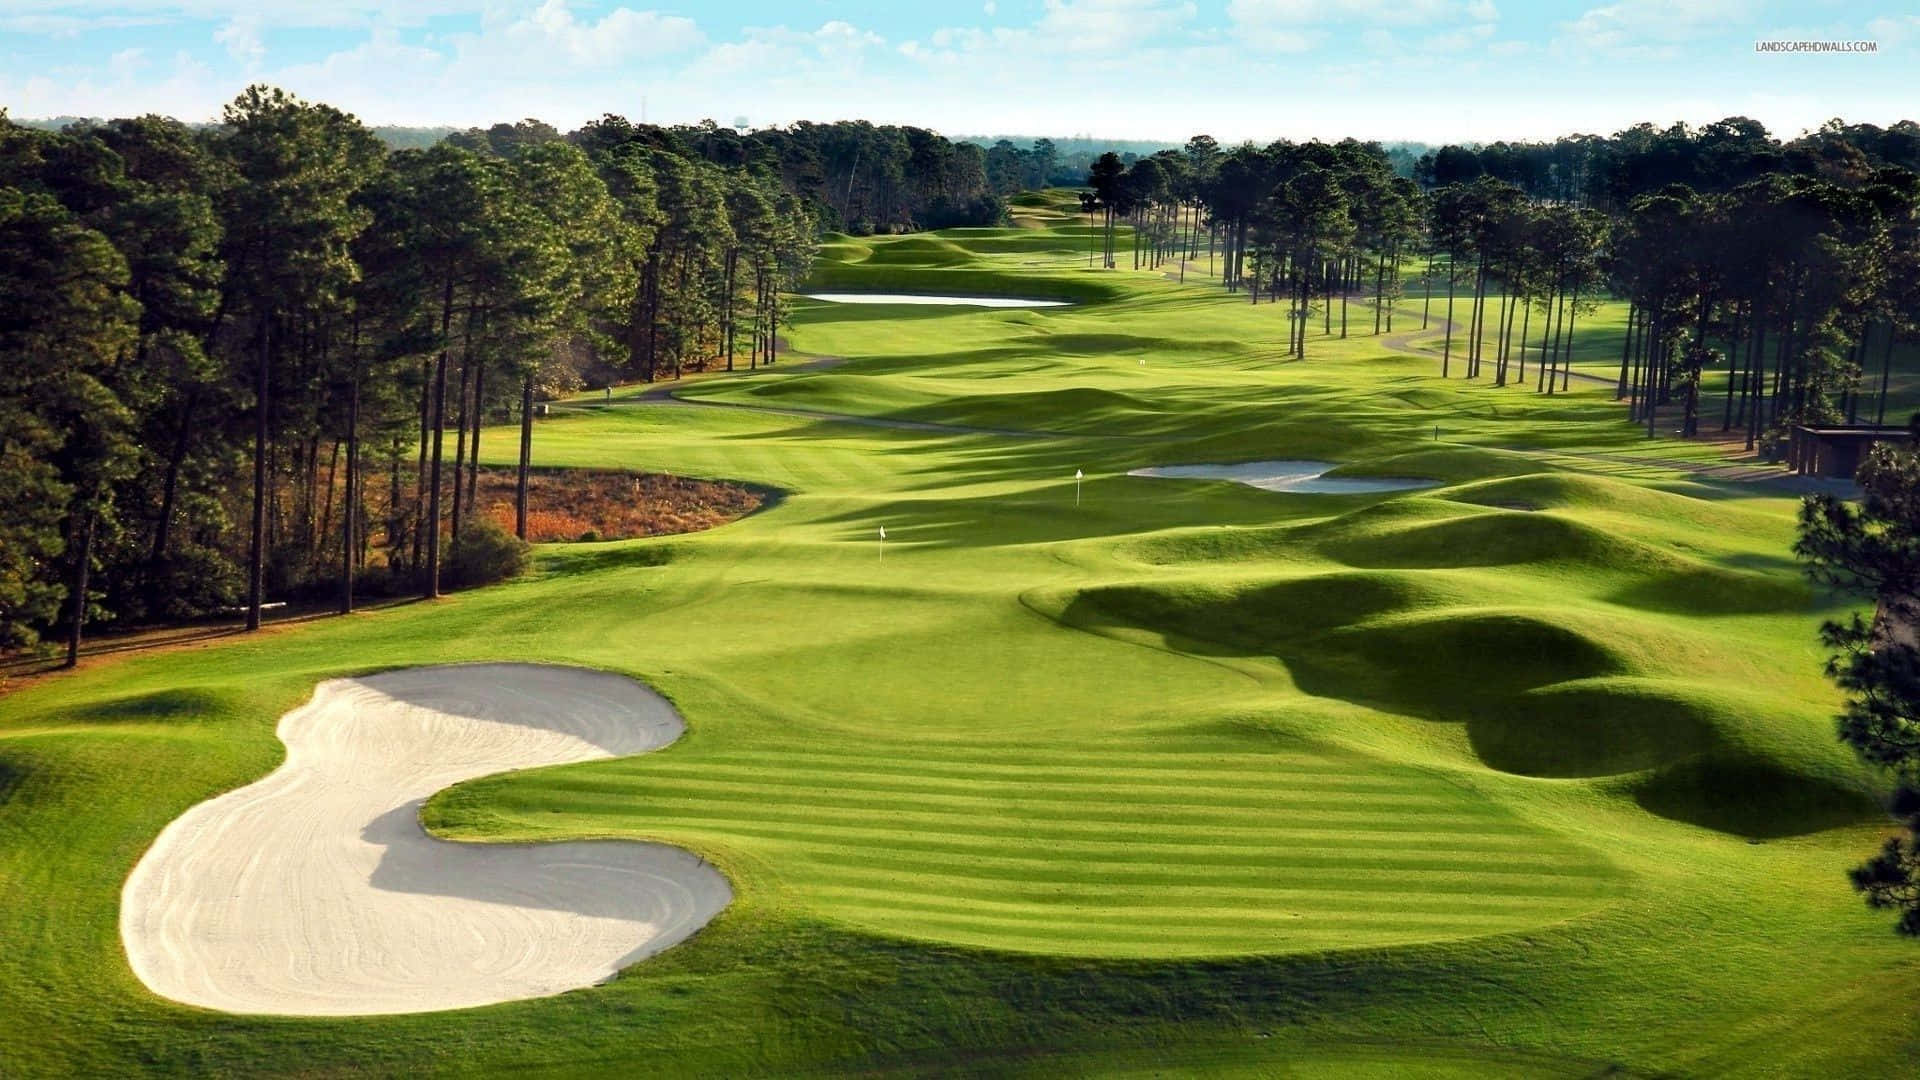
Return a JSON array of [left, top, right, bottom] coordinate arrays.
[[389, 436, 405, 573], [723, 248, 737, 371], [450, 302, 477, 541], [467, 340, 485, 517], [1422, 253, 1435, 329], [64, 508, 94, 669], [341, 354, 358, 616], [411, 355, 431, 577], [425, 329, 449, 599], [1516, 293, 1532, 386], [517, 372, 535, 541], [1558, 284, 1578, 393], [1879, 323, 1896, 428], [1615, 302, 1635, 399], [149, 391, 198, 565], [247, 317, 269, 632], [1492, 281, 1512, 386], [1721, 302, 1745, 431]]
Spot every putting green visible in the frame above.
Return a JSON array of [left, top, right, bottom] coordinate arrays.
[[3, 218, 1917, 1076]]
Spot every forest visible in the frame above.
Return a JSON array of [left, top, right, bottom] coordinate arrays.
[[0, 89, 1004, 662], [1082, 119, 1920, 440], [8, 94, 1920, 675]]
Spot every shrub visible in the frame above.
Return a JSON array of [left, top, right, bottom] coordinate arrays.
[[919, 193, 1006, 229], [443, 520, 531, 589]]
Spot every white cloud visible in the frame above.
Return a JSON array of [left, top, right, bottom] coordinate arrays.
[[1865, 15, 1920, 47], [1227, 0, 1495, 52], [1424, 21, 1496, 52], [1560, 0, 1751, 56], [107, 47, 148, 81], [984, 0, 998, 14], [0, 2, 473, 32], [458, 1, 703, 70], [0, 13, 168, 35], [1227, 0, 1482, 28], [214, 15, 264, 66], [0, 48, 223, 123], [701, 20, 883, 80], [1035, 0, 1198, 52]]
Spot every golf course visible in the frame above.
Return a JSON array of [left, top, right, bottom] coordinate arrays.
[[3, 209, 1917, 1077]]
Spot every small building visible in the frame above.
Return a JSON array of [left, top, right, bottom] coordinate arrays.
[[1787, 424, 1916, 479]]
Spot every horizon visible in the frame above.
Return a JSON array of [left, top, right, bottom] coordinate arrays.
[[4, 2, 1916, 145]]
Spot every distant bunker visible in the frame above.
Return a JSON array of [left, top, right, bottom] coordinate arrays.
[[1129, 461, 1438, 495], [803, 292, 1071, 308]]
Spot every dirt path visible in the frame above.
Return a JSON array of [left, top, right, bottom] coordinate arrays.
[[121, 663, 730, 1016], [1377, 307, 1615, 387]]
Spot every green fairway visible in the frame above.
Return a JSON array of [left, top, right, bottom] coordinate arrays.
[[3, 219, 1918, 1076]]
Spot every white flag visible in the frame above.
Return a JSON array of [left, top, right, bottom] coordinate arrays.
[[1075, 469, 1083, 480], [879, 525, 886, 540]]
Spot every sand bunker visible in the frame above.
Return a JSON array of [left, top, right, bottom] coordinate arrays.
[[120, 663, 730, 1016], [803, 292, 1070, 307], [1129, 460, 1437, 494]]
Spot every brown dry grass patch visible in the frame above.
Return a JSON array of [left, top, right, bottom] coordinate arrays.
[[474, 468, 764, 543]]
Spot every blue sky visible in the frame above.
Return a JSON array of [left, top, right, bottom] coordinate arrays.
[[3, 2, 1915, 142]]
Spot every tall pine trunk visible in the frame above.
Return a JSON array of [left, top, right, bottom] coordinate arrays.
[[341, 347, 358, 616], [425, 322, 450, 599], [247, 317, 270, 632], [64, 509, 94, 668], [517, 372, 535, 541]]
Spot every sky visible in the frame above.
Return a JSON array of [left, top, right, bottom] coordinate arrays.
[[3, 1, 1916, 144]]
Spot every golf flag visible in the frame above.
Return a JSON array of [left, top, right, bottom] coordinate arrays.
[[879, 525, 886, 539], [1074, 468, 1084, 507]]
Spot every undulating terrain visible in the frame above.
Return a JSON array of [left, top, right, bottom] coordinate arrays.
[[3, 195, 1916, 1076]]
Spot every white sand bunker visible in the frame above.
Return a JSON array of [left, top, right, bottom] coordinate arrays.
[[803, 292, 1070, 307], [121, 663, 730, 1016], [1130, 460, 1437, 494]]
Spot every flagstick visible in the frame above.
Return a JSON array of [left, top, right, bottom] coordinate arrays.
[[878, 524, 886, 563], [1074, 468, 1083, 507]]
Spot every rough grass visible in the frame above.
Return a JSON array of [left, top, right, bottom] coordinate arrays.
[[1, 219, 1915, 1078], [473, 466, 763, 542]]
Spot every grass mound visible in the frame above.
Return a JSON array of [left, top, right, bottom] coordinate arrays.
[[1469, 678, 1726, 777], [42, 687, 227, 726], [803, 260, 1122, 303], [0, 754, 26, 806], [862, 235, 974, 266], [1323, 506, 1677, 572], [1630, 756, 1880, 838], [1442, 473, 1779, 534], [902, 385, 1160, 432], [1122, 525, 1315, 567], [1305, 611, 1627, 713], [1059, 572, 1448, 655], [1328, 446, 1534, 485], [1606, 564, 1810, 615], [814, 238, 873, 263]]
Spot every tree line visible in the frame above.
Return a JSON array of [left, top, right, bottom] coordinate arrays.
[[1081, 119, 1919, 444], [1413, 118, 1920, 211], [0, 86, 846, 664]]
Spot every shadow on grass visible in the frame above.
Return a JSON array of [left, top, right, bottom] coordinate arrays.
[[536, 542, 677, 579]]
